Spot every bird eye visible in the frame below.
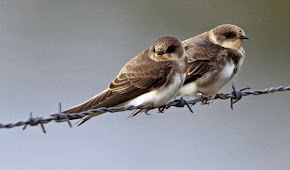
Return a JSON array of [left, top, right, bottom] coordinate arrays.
[[224, 32, 234, 38], [166, 45, 176, 53], [153, 47, 155, 52]]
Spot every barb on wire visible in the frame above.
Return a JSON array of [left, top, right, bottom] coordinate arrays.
[[22, 112, 46, 133], [0, 85, 289, 133]]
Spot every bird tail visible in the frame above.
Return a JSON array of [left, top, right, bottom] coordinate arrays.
[[63, 89, 110, 125], [127, 109, 144, 119], [74, 113, 103, 126]]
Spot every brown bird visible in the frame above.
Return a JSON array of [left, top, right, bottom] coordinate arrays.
[[63, 36, 187, 125], [177, 24, 248, 102]]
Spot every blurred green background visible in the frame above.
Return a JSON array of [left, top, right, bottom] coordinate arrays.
[[0, 0, 289, 169]]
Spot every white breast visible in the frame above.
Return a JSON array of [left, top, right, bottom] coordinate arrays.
[[122, 73, 186, 107], [220, 62, 235, 79], [202, 62, 235, 95], [237, 47, 245, 71], [179, 48, 245, 99], [178, 62, 235, 99], [177, 81, 198, 98]]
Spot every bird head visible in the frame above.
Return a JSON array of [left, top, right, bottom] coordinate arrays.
[[209, 24, 248, 50], [151, 36, 185, 62]]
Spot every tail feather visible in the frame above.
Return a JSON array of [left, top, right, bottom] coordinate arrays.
[[127, 109, 144, 119], [74, 116, 90, 126], [62, 89, 112, 125], [63, 88, 150, 125], [74, 114, 101, 126]]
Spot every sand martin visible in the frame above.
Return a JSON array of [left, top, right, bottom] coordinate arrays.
[[178, 24, 248, 102], [63, 36, 187, 125]]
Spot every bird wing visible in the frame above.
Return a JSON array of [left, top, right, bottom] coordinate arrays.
[[184, 40, 228, 84], [63, 48, 174, 114]]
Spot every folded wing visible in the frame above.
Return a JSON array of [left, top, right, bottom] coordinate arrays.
[[184, 40, 228, 85], [63, 49, 174, 114]]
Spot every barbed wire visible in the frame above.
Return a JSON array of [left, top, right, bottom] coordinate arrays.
[[0, 84, 289, 133]]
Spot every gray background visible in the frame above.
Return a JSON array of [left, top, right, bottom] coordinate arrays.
[[0, 0, 289, 169]]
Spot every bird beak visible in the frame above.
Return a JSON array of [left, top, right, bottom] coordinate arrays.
[[157, 51, 165, 55], [239, 35, 249, 39]]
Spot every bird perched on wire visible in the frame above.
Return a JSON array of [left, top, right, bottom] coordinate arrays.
[[63, 36, 187, 125], [178, 24, 249, 103]]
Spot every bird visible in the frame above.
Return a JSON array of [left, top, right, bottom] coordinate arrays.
[[63, 36, 187, 125], [177, 24, 249, 102]]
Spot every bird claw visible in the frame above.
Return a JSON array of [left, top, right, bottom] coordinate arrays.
[[144, 110, 151, 115], [199, 93, 213, 105], [158, 106, 166, 113], [201, 99, 213, 105], [144, 103, 154, 115]]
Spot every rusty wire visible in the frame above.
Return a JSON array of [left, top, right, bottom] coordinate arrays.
[[0, 85, 289, 133]]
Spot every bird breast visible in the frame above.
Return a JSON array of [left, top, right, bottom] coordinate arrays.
[[198, 61, 235, 95]]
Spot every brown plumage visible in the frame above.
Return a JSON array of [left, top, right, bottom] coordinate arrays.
[[178, 24, 248, 100], [63, 36, 187, 125]]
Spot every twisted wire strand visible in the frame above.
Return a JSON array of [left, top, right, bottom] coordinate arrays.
[[0, 85, 289, 133]]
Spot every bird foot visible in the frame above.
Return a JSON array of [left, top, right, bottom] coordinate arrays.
[[158, 105, 167, 113], [198, 93, 213, 105], [128, 103, 154, 118], [144, 103, 154, 115], [144, 109, 151, 115]]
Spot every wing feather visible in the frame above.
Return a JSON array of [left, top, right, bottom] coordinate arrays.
[[184, 40, 227, 84], [64, 49, 174, 115]]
